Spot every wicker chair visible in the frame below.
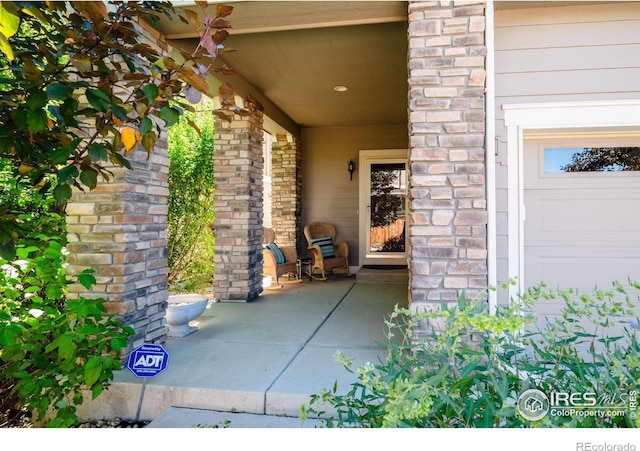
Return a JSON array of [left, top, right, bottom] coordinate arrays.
[[303, 222, 350, 281], [263, 228, 298, 287]]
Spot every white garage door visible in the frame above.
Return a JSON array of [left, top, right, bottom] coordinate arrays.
[[523, 138, 640, 320]]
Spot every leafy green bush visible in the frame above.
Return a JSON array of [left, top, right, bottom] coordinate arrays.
[[301, 280, 640, 428], [0, 233, 133, 427], [167, 102, 216, 294], [0, 1, 233, 257]]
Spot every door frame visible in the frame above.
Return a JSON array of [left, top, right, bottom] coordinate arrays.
[[358, 149, 408, 267], [502, 100, 640, 300]]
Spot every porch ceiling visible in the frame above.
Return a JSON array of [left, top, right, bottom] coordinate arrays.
[[155, 1, 409, 129]]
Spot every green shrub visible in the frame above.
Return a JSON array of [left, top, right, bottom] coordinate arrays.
[[167, 102, 216, 294], [301, 280, 640, 428], [0, 235, 133, 427]]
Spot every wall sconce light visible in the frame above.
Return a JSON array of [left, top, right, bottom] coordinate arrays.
[[348, 160, 355, 181]]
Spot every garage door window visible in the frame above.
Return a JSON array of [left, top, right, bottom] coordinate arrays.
[[544, 147, 640, 173]]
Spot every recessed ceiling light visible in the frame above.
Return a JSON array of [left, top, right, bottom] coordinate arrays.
[[333, 85, 348, 92]]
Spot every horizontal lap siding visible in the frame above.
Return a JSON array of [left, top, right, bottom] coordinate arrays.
[[493, 2, 640, 300], [495, 2, 640, 119]]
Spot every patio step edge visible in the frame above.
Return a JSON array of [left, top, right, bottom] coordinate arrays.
[[356, 268, 408, 284], [145, 407, 323, 428]]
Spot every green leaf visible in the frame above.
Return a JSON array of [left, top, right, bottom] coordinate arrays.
[[159, 106, 180, 127], [59, 339, 77, 362], [109, 152, 132, 169], [53, 184, 72, 203], [84, 357, 103, 386], [49, 239, 62, 251], [60, 97, 79, 126], [49, 147, 71, 164], [45, 284, 62, 299], [58, 165, 79, 184], [0, 3, 20, 38], [85, 356, 102, 370], [0, 243, 16, 260], [139, 117, 152, 136], [92, 384, 104, 400], [0, 33, 13, 60], [45, 333, 70, 354], [87, 143, 108, 162], [142, 84, 159, 103], [19, 380, 36, 398], [26, 109, 48, 133], [141, 130, 156, 152], [44, 245, 62, 260], [47, 83, 73, 100], [39, 378, 55, 388], [110, 103, 128, 122], [0, 327, 16, 347], [79, 168, 98, 189], [86, 89, 110, 113], [121, 53, 136, 73], [77, 271, 96, 290], [10, 109, 27, 130], [27, 90, 48, 111]]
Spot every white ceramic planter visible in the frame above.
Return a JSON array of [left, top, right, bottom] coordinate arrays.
[[166, 294, 209, 338]]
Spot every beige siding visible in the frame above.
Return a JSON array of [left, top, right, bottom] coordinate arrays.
[[495, 2, 640, 116], [301, 125, 408, 266], [493, 2, 640, 298]]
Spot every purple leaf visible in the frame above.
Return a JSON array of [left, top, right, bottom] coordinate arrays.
[[192, 63, 208, 77], [183, 85, 202, 104], [200, 27, 217, 58]]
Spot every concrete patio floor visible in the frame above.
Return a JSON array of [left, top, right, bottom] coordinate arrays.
[[75, 275, 409, 428]]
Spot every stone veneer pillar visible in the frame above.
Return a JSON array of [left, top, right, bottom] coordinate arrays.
[[213, 111, 265, 302], [66, 145, 170, 349], [65, 19, 173, 351], [270, 134, 302, 251], [407, 1, 488, 314]]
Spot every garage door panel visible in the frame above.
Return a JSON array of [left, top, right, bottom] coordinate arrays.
[[523, 139, 640, 327], [525, 251, 640, 290], [525, 192, 640, 243], [524, 200, 640, 249]]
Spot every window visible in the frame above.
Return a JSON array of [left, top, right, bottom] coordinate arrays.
[[544, 147, 640, 173]]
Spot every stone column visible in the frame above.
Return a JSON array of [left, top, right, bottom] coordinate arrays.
[[213, 111, 265, 302], [407, 1, 488, 313], [270, 134, 302, 251], [64, 19, 175, 352], [66, 144, 170, 349]]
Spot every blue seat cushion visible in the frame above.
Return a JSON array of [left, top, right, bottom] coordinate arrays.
[[265, 243, 286, 264], [310, 236, 336, 258]]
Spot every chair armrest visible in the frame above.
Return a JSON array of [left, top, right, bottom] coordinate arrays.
[[335, 242, 349, 259], [263, 249, 277, 268], [307, 244, 324, 261]]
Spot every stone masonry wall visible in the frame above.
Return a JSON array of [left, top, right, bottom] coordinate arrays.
[[270, 134, 302, 251], [66, 146, 171, 349], [213, 111, 265, 302], [65, 20, 172, 351], [407, 1, 488, 317]]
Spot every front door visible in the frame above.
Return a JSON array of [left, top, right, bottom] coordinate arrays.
[[359, 149, 408, 266]]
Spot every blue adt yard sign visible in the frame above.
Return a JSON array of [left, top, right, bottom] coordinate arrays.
[[127, 344, 169, 378]]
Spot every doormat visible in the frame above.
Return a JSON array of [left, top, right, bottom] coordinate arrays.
[[362, 265, 407, 270]]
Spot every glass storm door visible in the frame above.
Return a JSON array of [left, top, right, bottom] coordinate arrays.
[[359, 150, 408, 266]]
